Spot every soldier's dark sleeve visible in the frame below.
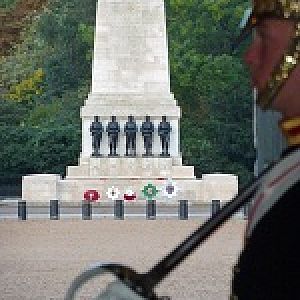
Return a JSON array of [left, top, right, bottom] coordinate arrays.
[[90, 124, 95, 133], [232, 181, 300, 299]]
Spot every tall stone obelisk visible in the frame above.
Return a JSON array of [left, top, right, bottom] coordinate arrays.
[[92, 0, 170, 94]]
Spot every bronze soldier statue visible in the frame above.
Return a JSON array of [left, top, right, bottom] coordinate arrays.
[[106, 116, 120, 156], [158, 115, 171, 157], [141, 115, 154, 156], [90, 116, 103, 157], [124, 115, 137, 156]]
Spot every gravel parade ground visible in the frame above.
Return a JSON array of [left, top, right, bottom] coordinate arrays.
[[0, 219, 245, 299]]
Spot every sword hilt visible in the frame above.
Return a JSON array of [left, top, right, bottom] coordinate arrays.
[[65, 263, 158, 300]]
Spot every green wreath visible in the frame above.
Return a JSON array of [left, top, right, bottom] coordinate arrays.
[[142, 183, 159, 200]]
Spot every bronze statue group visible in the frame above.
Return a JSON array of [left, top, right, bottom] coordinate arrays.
[[90, 115, 172, 158]]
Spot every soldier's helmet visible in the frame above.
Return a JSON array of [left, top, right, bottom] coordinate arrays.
[[233, 0, 300, 110], [128, 115, 134, 121]]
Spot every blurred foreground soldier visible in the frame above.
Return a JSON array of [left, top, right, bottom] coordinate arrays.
[[107, 116, 120, 156], [231, 0, 300, 299], [158, 115, 171, 157], [141, 115, 154, 156], [124, 115, 138, 156], [90, 116, 103, 157]]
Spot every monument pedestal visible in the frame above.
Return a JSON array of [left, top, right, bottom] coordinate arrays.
[[23, 161, 238, 204]]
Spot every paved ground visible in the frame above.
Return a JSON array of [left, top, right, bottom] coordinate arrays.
[[0, 219, 245, 300]]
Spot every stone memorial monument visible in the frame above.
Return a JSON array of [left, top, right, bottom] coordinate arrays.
[[22, 0, 238, 203]]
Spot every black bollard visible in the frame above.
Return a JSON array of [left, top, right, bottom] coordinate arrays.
[[211, 199, 221, 217], [18, 201, 27, 220], [82, 201, 92, 220], [50, 200, 60, 220], [114, 200, 124, 220], [179, 200, 188, 220], [146, 200, 156, 220]]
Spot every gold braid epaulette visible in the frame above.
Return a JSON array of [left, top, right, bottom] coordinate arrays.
[[280, 116, 300, 146], [253, 0, 300, 19]]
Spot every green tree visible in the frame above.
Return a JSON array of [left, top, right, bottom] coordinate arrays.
[[0, 0, 17, 10], [6, 68, 45, 104]]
